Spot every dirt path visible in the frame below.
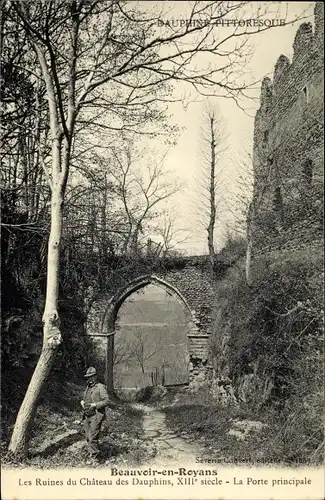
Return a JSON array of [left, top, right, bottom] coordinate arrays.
[[31, 403, 204, 467], [20, 396, 206, 467], [131, 403, 204, 466]]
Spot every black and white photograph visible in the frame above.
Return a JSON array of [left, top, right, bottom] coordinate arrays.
[[1, 1, 324, 499]]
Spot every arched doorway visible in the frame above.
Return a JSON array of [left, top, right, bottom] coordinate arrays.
[[101, 275, 198, 391], [114, 284, 189, 390]]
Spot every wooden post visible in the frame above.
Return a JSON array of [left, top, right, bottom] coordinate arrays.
[[106, 334, 114, 394]]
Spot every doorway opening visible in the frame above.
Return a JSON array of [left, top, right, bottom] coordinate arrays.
[[113, 284, 189, 390]]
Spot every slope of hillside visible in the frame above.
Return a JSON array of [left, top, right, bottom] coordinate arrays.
[[164, 244, 324, 464]]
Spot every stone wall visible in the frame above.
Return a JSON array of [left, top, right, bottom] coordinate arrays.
[[252, 2, 324, 250], [86, 256, 218, 389]]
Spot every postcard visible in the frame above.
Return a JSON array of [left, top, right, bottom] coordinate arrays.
[[1, 1, 324, 499]]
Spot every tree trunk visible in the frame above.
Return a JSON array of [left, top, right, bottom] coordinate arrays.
[[245, 235, 253, 286], [8, 346, 60, 456], [9, 171, 63, 456], [130, 224, 141, 255], [245, 202, 254, 286], [207, 221, 215, 267], [207, 118, 216, 268]]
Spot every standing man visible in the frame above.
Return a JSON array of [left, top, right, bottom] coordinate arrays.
[[81, 367, 110, 460]]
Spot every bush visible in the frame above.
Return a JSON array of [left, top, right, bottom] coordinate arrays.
[[135, 385, 167, 402], [209, 246, 324, 463]]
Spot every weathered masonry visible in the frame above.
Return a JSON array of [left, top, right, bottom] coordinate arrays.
[[252, 2, 324, 250], [86, 256, 218, 390]]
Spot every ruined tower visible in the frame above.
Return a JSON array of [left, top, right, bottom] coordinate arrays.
[[252, 2, 324, 250]]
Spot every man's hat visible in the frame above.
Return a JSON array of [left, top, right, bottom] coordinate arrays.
[[84, 367, 97, 378]]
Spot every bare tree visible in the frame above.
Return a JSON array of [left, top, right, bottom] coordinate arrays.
[[130, 330, 163, 375], [193, 101, 227, 266], [110, 141, 182, 255], [226, 141, 277, 285], [113, 335, 134, 366], [226, 147, 255, 284], [153, 208, 190, 257], [160, 346, 189, 385]]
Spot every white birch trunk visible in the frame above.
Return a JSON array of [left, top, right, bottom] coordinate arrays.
[[8, 143, 64, 456]]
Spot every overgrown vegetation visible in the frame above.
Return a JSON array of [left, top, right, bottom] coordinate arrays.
[[163, 389, 279, 465], [164, 243, 324, 465]]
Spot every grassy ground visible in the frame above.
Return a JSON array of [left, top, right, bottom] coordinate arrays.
[[161, 389, 323, 466], [1, 375, 153, 468]]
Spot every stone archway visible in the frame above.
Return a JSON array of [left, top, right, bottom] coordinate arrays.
[[106, 276, 193, 391], [102, 275, 196, 332], [88, 274, 210, 391]]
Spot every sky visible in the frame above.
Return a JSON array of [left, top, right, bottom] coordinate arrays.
[[146, 1, 316, 255]]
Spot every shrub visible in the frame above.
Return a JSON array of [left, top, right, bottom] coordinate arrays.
[[209, 246, 324, 462]]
